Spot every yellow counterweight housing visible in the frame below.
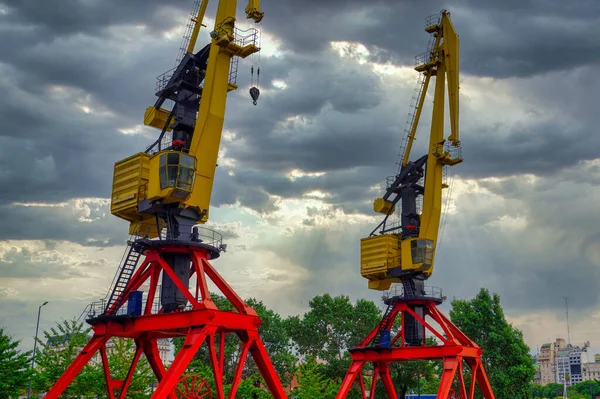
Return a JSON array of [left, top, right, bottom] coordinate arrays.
[[110, 152, 158, 237], [143, 106, 174, 131], [373, 198, 395, 214], [360, 234, 435, 290], [360, 234, 401, 291]]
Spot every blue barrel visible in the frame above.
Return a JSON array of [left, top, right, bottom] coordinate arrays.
[[379, 330, 391, 348], [127, 291, 143, 316]]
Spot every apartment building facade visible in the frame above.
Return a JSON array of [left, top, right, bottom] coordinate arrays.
[[537, 338, 566, 385]]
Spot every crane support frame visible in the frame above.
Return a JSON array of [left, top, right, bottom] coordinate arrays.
[[43, 243, 286, 399], [336, 299, 495, 399]]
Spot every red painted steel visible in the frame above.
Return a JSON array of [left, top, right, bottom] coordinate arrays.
[[175, 375, 213, 398], [335, 299, 495, 399], [43, 244, 287, 399]]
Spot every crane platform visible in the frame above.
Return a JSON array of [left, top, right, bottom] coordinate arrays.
[[336, 290, 495, 399], [43, 240, 287, 399]]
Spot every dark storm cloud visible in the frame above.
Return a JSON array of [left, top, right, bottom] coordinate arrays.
[[253, 221, 384, 308], [429, 165, 600, 314], [461, 121, 600, 179], [0, 78, 149, 204], [0, 242, 112, 279], [0, 0, 597, 265], [264, 0, 600, 78], [0, 202, 126, 246], [0, 0, 191, 36]]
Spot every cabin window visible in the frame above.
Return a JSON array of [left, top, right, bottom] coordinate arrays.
[[411, 239, 434, 265], [159, 152, 196, 193]]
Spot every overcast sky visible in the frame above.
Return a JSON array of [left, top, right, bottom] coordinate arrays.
[[1, 0, 599, 359]]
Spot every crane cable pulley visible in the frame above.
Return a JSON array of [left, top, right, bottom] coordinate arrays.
[[250, 66, 260, 105], [249, 24, 261, 105]]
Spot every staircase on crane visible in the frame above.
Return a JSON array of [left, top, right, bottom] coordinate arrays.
[[103, 241, 141, 315]]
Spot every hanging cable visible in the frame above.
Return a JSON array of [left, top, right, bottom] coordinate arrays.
[[249, 22, 261, 105]]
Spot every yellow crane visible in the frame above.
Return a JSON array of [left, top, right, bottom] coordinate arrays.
[[109, 0, 263, 241], [360, 11, 461, 294]]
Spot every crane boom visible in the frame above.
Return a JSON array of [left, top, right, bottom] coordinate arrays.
[[109, 0, 263, 241], [360, 11, 461, 293]]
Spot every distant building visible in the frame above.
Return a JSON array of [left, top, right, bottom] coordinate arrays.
[[556, 344, 586, 386], [538, 338, 566, 385], [595, 354, 600, 363], [556, 347, 572, 385], [583, 362, 600, 381], [533, 360, 541, 385]]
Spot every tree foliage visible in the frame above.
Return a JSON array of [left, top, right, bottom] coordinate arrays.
[[0, 327, 32, 399], [450, 288, 536, 399], [392, 337, 441, 397], [173, 294, 297, 394], [101, 338, 155, 399], [33, 319, 155, 398], [532, 380, 600, 399], [287, 294, 381, 381], [33, 319, 97, 398], [291, 357, 339, 399]]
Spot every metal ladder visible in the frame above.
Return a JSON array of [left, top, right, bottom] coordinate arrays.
[[175, 0, 203, 67], [402, 280, 416, 299], [372, 303, 395, 347], [104, 242, 141, 314], [396, 14, 440, 174]]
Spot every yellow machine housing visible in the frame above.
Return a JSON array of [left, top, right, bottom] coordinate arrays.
[[143, 106, 174, 131], [111, 150, 200, 237], [373, 198, 395, 214], [110, 153, 156, 237], [361, 235, 435, 290]]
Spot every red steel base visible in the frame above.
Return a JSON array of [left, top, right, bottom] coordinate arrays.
[[335, 299, 495, 399], [43, 243, 287, 399]]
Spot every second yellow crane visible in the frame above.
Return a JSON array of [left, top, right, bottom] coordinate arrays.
[[360, 11, 462, 293]]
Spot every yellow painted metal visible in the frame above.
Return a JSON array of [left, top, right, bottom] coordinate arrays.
[[402, 73, 432, 167], [110, 152, 151, 223], [362, 10, 461, 289], [360, 235, 402, 289], [245, 0, 264, 22], [110, 0, 264, 232], [187, 0, 209, 54], [183, 0, 261, 224], [373, 198, 395, 214], [143, 106, 173, 131]]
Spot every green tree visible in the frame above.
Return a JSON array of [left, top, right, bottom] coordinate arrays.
[[450, 288, 535, 399], [537, 382, 564, 399], [287, 294, 381, 381], [291, 357, 339, 399], [173, 294, 296, 394], [0, 327, 32, 398], [392, 338, 441, 397], [99, 338, 155, 399], [247, 298, 297, 385], [568, 379, 600, 399], [32, 319, 99, 398]]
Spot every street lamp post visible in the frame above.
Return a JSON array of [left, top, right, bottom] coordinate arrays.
[[27, 301, 48, 399]]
